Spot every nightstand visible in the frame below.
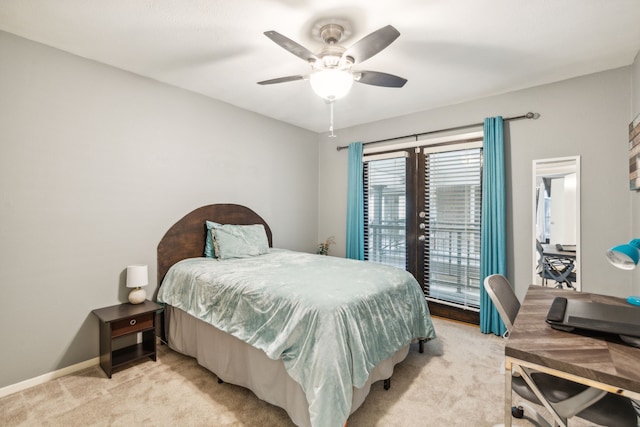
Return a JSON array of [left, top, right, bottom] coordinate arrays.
[[92, 300, 162, 378]]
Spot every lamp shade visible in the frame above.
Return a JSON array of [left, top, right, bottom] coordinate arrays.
[[126, 265, 148, 288], [309, 69, 353, 101], [606, 239, 640, 270]]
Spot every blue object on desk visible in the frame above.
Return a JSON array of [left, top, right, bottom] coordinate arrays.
[[606, 239, 640, 270], [628, 296, 640, 306]]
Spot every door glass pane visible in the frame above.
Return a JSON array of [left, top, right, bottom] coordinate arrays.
[[423, 148, 482, 308], [364, 156, 406, 269]]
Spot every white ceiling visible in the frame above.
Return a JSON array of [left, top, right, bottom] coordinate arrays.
[[1, 1, 640, 133]]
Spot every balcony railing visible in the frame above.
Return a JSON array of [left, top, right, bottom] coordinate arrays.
[[425, 223, 480, 308], [366, 220, 481, 308], [366, 220, 405, 269]]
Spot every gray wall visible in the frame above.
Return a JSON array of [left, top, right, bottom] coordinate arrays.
[[0, 31, 319, 389], [318, 67, 633, 301]]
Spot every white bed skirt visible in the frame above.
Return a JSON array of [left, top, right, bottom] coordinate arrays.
[[165, 305, 410, 427]]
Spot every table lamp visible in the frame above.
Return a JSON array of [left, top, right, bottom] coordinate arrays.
[[126, 265, 148, 304], [605, 239, 640, 306]]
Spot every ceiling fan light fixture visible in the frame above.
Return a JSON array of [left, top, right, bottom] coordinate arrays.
[[309, 69, 353, 101], [259, 24, 406, 102]]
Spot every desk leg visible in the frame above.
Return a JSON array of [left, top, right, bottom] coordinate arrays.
[[505, 357, 512, 427]]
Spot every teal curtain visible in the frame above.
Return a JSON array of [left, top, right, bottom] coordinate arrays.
[[346, 142, 364, 260], [480, 117, 507, 335]]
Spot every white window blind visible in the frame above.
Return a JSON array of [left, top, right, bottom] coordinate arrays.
[[363, 153, 407, 269], [423, 147, 482, 309]]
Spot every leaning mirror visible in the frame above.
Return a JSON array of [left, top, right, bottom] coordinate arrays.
[[532, 156, 581, 291]]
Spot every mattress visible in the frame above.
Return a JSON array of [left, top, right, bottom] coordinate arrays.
[[158, 249, 435, 427], [165, 305, 411, 427]]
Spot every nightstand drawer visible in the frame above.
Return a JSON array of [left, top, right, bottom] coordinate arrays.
[[111, 312, 153, 338]]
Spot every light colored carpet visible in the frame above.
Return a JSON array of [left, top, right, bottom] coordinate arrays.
[[0, 317, 590, 426]]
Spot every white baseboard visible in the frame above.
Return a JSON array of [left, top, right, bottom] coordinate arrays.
[[0, 357, 100, 399]]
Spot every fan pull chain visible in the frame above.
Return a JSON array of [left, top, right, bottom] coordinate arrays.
[[329, 101, 336, 138]]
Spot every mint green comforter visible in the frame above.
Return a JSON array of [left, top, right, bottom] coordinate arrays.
[[157, 249, 435, 427]]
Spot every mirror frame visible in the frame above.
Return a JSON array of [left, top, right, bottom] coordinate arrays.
[[531, 156, 581, 290]]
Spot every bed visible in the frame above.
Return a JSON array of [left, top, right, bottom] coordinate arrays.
[[156, 204, 436, 427]]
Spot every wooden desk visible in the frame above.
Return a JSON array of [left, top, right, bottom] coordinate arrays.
[[504, 285, 640, 426], [541, 244, 576, 260]]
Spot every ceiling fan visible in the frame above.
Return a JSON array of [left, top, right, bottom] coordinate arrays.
[[257, 23, 407, 101]]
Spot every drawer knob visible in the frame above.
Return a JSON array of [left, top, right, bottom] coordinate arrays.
[[129, 319, 137, 326]]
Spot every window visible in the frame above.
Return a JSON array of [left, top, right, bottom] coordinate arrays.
[[423, 146, 482, 309], [363, 152, 408, 269], [362, 135, 484, 320]]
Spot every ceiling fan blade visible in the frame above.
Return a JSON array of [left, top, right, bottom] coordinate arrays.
[[356, 71, 407, 88], [257, 75, 306, 85], [343, 25, 400, 64], [264, 31, 318, 63]]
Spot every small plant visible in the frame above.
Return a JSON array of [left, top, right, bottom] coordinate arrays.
[[317, 236, 336, 255]]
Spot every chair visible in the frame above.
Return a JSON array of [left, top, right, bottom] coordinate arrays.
[[484, 274, 637, 427], [536, 241, 576, 289]]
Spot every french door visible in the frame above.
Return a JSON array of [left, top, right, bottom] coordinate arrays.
[[364, 138, 483, 324]]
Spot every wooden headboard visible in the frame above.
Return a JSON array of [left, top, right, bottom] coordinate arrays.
[[156, 204, 273, 287]]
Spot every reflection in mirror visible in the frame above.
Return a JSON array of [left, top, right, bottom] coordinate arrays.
[[532, 156, 580, 291]]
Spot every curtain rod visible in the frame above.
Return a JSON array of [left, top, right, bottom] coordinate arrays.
[[335, 112, 540, 151]]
